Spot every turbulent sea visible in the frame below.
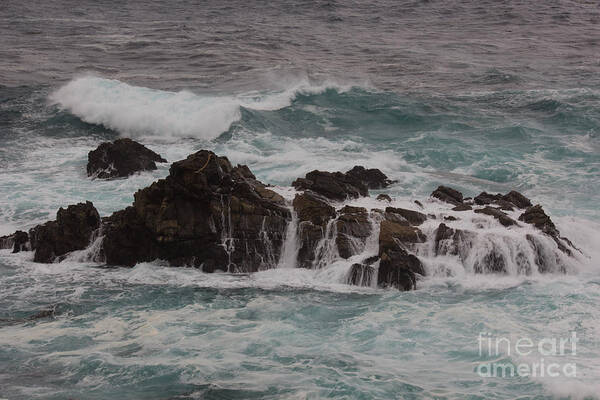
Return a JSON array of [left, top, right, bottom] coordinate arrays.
[[1, 1, 600, 399]]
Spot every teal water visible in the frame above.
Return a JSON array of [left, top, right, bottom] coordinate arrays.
[[1, 0, 600, 398]]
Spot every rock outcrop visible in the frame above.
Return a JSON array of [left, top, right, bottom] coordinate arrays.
[[292, 166, 393, 202], [0, 230, 29, 253], [336, 206, 372, 259], [87, 138, 167, 179], [2, 153, 582, 292], [293, 191, 336, 268], [292, 170, 368, 201], [101, 150, 290, 271], [376, 208, 427, 290], [431, 185, 464, 205], [29, 201, 101, 263], [345, 166, 395, 189]]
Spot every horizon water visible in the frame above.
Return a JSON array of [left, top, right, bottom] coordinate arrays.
[[1, 1, 600, 399]]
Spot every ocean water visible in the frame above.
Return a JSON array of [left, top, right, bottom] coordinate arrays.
[[1, 1, 600, 399]]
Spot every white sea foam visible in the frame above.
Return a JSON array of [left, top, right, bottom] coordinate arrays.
[[49, 76, 352, 141]]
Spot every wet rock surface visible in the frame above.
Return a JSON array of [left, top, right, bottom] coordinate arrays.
[[0, 230, 29, 253], [345, 166, 395, 189], [292, 170, 368, 201], [293, 191, 336, 268], [87, 138, 167, 179], [336, 206, 372, 259], [3, 154, 582, 291], [102, 150, 290, 271], [29, 201, 101, 263]]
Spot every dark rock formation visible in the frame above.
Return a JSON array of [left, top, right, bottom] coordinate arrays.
[[292, 170, 368, 201], [518, 205, 558, 236], [474, 206, 518, 227], [29, 202, 100, 263], [336, 206, 372, 259], [87, 138, 167, 179], [293, 191, 336, 268], [376, 211, 426, 290], [475, 190, 531, 210], [102, 151, 290, 271], [433, 223, 475, 260], [345, 166, 394, 189], [503, 191, 532, 209], [347, 255, 379, 287], [376, 194, 392, 202], [474, 192, 503, 206], [384, 207, 427, 226], [518, 205, 577, 256], [452, 204, 472, 211], [431, 186, 463, 205], [0, 230, 29, 253]]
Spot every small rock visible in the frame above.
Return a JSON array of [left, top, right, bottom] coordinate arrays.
[[376, 194, 392, 202], [292, 170, 368, 201], [503, 190, 532, 209], [87, 138, 166, 179], [431, 186, 463, 205], [345, 166, 394, 189], [384, 207, 427, 226]]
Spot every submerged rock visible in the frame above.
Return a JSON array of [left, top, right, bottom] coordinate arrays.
[[29, 201, 101, 263], [102, 150, 290, 271], [87, 138, 166, 179]]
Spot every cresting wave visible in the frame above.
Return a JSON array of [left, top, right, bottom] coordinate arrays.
[[49, 76, 354, 141]]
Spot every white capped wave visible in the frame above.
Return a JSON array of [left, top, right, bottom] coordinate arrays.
[[49, 75, 352, 141]]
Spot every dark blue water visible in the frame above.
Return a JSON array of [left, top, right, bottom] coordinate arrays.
[[1, 1, 600, 399]]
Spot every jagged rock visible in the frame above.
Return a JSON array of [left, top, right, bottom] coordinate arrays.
[[293, 191, 336, 268], [29, 202, 100, 263], [414, 200, 424, 209], [503, 191, 532, 209], [336, 206, 372, 259], [494, 199, 515, 211], [431, 186, 463, 205], [518, 204, 576, 256], [518, 205, 558, 236], [433, 223, 475, 260], [345, 166, 394, 189], [102, 150, 290, 271], [444, 216, 458, 221], [376, 214, 426, 290], [347, 255, 379, 286], [292, 170, 368, 201], [384, 207, 427, 226], [0, 230, 29, 253], [378, 247, 424, 291], [376, 194, 392, 202], [87, 138, 166, 179], [474, 206, 518, 227], [474, 192, 503, 205]]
